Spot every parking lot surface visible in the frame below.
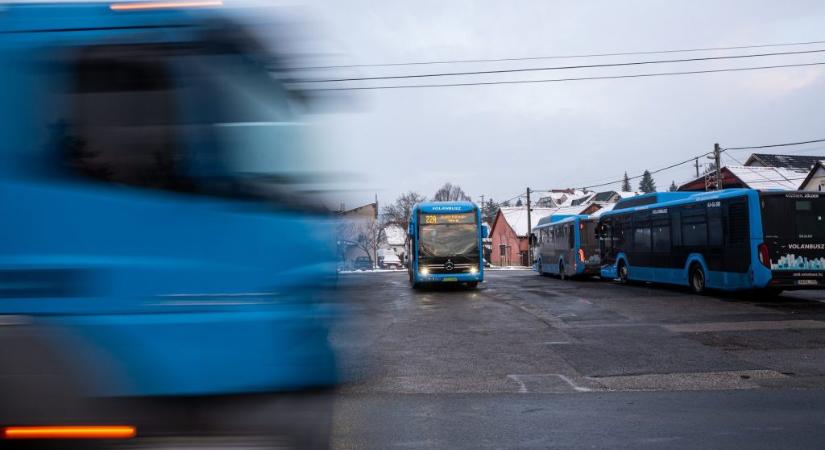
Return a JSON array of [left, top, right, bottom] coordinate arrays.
[[332, 270, 825, 449]]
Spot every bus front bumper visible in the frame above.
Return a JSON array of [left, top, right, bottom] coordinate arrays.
[[416, 272, 483, 283]]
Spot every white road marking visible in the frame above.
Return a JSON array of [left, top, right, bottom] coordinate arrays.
[[507, 375, 529, 393]]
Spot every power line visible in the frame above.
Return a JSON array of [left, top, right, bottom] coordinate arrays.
[[722, 138, 825, 151], [293, 38, 825, 70], [579, 151, 714, 190], [301, 48, 825, 83], [298, 60, 825, 91]]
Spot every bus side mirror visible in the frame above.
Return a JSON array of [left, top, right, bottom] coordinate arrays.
[[408, 223, 414, 235], [482, 227, 489, 238]]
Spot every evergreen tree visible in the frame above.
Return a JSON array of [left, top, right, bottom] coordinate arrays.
[[515, 198, 523, 207], [668, 180, 678, 192], [638, 170, 657, 193], [482, 198, 500, 225], [621, 172, 632, 191]]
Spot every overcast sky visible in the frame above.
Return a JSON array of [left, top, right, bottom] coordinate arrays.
[[291, 0, 825, 208]]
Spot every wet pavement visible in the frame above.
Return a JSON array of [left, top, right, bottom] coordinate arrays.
[[331, 270, 825, 449]]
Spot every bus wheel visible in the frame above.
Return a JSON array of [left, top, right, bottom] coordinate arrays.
[[559, 261, 566, 281], [690, 265, 706, 294], [617, 261, 628, 284]]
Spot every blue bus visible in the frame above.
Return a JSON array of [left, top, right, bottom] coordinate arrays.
[[408, 202, 485, 288], [598, 189, 825, 294], [533, 215, 601, 279], [0, 2, 338, 445]]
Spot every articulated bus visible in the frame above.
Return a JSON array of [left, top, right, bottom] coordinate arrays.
[[598, 189, 825, 294], [534, 215, 600, 279], [0, 2, 338, 445], [408, 202, 485, 288]]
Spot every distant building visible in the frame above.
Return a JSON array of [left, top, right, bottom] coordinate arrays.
[[799, 161, 825, 192], [489, 207, 555, 266], [678, 165, 809, 191], [744, 153, 825, 170], [382, 224, 407, 262], [337, 202, 378, 269], [590, 191, 639, 203]]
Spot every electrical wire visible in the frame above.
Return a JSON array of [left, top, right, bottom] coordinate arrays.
[[293, 38, 825, 70], [722, 138, 825, 151], [297, 60, 825, 91], [301, 48, 825, 83]]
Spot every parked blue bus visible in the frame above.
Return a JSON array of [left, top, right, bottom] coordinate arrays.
[[408, 202, 485, 288], [598, 189, 825, 294], [533, 215, 601, 279], [0, 2, 339, 445]]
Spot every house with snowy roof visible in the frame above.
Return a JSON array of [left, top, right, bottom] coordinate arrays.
[[744, 153, 825, 171], [489, 207, 555, 266], [800, 161, 825, 192], [677, 165, 810, 191]]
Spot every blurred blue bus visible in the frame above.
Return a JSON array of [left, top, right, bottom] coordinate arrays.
[[0, 1, 339, 446], [534, 215, 600, 279], [597, 189, 825, 294], [407, 202, 485, 288]]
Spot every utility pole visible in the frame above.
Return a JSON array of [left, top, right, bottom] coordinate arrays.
[[714, 143, 722, 190], [480, 194, 485, 220], [525, 188, 532, 267], [694, 157, 700, 178]]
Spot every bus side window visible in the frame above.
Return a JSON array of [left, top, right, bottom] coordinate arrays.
[[63, 45, 192, 192]]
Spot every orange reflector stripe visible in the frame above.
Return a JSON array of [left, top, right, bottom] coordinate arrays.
[[3, 426, 136, 440], [111, 1, 223, 11]]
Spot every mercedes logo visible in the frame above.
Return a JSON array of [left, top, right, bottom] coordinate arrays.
[[444, 260, 455, 271]]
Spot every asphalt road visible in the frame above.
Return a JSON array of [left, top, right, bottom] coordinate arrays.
[[330, 270, 825, 449]]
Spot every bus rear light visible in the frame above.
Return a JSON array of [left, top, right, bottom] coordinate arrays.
[[578, 249, 585, 262], [758, 243, 771, 268], [2, 426, 136, 440]]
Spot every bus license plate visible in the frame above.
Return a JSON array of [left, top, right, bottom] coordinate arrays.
[[442, 277, 458, 282], [797, 279, 819, 286]]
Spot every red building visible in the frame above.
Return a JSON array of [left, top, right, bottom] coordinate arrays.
[[489, 207, 555, 266]]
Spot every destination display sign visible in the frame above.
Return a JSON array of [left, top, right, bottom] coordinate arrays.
[[422, 212, 475, 225]]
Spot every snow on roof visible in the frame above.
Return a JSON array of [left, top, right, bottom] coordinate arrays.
[[499, 207, 555, 237], [727, 165, 809, 190], [617, 191, 640, 199], [549, 204, 593, 218], [588, 203, 616, 218], [383, 224, 406, 246]]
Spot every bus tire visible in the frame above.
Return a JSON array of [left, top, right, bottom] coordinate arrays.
[[689, 264, 706, 294], [617, 261, 629, 284], [559, 261, 566, 281]]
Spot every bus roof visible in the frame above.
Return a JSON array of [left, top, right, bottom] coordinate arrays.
[[414, 201, 477, 214], [533, 214, 587, 229], [601, 188, 755, 218], [0, 2, 218, 33]]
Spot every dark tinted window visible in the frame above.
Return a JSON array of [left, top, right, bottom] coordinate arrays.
[[727, 202, 749, 244], [64, 46, 191, 192], [708, 204, 723, 246], [682, 205, 707, 247]]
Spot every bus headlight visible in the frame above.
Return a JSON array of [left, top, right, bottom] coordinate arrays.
[[469, 267, 478, 274], [420, 267, 430, 276]]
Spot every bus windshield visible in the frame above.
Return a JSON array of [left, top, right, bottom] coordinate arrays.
[[419, 212, 479, 258]]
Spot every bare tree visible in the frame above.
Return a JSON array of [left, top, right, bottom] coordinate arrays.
[[432, 182, 471, 202], [382, 191, 425, 227]]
